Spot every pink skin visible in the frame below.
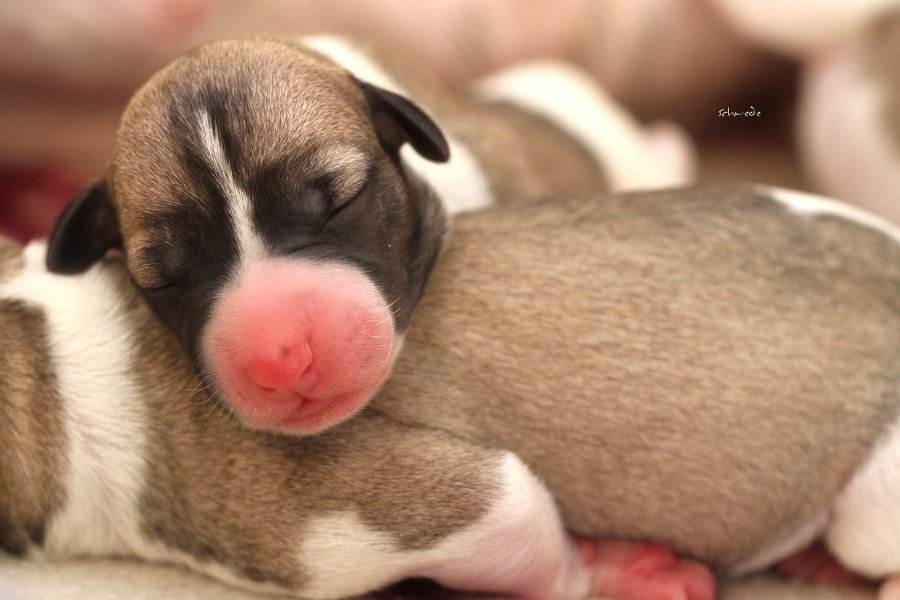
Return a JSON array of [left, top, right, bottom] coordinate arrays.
[[881, 576, 900, 599], [586, 539, 715, 600], [410, 538, 714, 600], [777, 541, 871, 587], [203, 258, 396, 434]]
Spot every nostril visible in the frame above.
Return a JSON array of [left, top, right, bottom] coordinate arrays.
[[295, 356, 319, 391], [245, 341, 316, 393]]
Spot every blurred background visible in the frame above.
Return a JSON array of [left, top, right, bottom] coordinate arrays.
[[0, 0, 897, 242]]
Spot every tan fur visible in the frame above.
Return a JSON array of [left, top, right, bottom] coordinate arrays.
[[8, 187, 900, 590], [867, 8, 900, 151], [373, 186, 900, 570], [110, 38, 393, 287], [0, 235, 23, 284], [0, 294, 68, 556], [446, 101, 608, 201]]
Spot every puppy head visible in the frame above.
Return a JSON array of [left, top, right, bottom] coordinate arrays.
[[46, 38, 448, 435]]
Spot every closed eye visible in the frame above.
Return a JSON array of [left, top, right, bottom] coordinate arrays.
[[327, 169, 373, 222], [132, 276, 178, 295]]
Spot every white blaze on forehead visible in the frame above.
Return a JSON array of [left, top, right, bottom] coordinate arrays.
[[0, 242, 149, 558], [196, 110, 265, 264], [765, 186, 900, 244], [300, 35, 494, 215], [475, 60, 696, 190]]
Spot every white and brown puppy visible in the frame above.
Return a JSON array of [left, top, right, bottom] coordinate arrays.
[[6, 185, 900, 599], [1, 218, 717, 600], [44, 36, 691, 436]]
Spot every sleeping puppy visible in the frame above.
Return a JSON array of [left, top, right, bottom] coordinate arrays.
[[6, 186, 900, 599], [2, 214, 715, 600], [43, 36, 692, 436]]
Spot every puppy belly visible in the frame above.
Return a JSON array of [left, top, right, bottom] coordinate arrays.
[[825, 412, 900, 577]]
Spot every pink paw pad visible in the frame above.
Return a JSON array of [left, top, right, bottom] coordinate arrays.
[[777, 541, 869, 586], [589, 540, 716, 600]]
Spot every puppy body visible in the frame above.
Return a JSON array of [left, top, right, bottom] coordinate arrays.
[[371, 185, 900, 576], [1, 237, 594, 599], [5, 186, 900, 596]]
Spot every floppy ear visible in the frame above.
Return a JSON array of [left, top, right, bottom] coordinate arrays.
[[46, 180, 121, 274], [358, 80, 450, 163]]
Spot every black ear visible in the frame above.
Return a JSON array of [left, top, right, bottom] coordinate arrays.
[[358, 80, 450, 163], [46, 180, 121, 274]]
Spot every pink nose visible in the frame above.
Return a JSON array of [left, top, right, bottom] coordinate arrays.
[[245, 342, 319, 396], [202, 258, 397, 434]]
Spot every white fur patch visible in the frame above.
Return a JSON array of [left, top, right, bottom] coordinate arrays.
[[826, 414, 900, 577], [300, 35, 494, 214], [765, 186, 900, 244], [1, 245, 298, 594], [474, 60, 695, 190], [196, 110, 265, 265], [295, 452, 591, 600], [0, 242, 148, 558]]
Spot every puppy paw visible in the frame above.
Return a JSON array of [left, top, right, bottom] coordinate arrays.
[[777, 541, 868, 586], [589, 539, 715, 600]]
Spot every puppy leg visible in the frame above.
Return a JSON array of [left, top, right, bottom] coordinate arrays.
[[296, 450, 714, 600], [420, 452, 715, 600]]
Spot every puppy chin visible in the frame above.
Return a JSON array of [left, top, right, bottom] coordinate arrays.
[[201, 258, 397, 435]]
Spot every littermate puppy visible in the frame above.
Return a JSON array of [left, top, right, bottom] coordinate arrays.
[[1, 226, 713, 600], [197, 182, 900, 586], [6, 186, 900, 599], [45, 36, 692, 436]]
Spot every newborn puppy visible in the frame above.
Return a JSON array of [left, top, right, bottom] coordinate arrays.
[[44, 36, 690, 435], [1, 227, 713, 600], [6, 185, 900, 598]]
